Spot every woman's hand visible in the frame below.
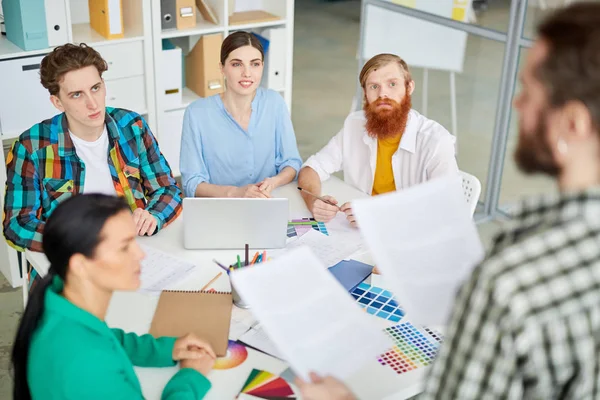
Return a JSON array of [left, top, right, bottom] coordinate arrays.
[[172, 333, 216, 361], [258, 177, 280, 196], [233, 184, 271, 198]]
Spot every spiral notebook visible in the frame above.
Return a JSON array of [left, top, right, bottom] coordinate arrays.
[[149, 290, 233, 356]]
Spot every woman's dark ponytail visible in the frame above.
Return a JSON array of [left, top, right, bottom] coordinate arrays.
[[12, 269, 57, 400], [11, 194, 129, 400]]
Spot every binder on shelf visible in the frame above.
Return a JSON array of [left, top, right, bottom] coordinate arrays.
[[195, 0, 218, 25], [160, 0, 177, 30], [88, 0, 124, 40], [176, 0, 196, 30], [161, 46, 183, 110], [186, 33, 224, 98], [2, 0, 49, 51], [44, 0, 69, 46], [260, 28, 286, 91]]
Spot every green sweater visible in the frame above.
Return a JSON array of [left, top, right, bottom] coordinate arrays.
[[28, 276, 211, 399]]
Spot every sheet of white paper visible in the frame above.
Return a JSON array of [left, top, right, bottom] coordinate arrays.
[[239, 325, 285, 360], [277, 229, 360, 268], [231, 247, 392, 381], [352, 176, 485, 326], [138, 245, 197, 294]]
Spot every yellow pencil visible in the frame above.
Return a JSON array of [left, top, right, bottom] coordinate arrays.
[[200, 272, 223, 291]]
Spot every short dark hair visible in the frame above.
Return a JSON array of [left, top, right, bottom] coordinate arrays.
[[220, 31, 264, 65], [537, 2, 600, 130], [40, 43, 108, 96]]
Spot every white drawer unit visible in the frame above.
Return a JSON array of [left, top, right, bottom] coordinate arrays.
[[0, 55, 58, 139], [105, 75, 147, 113], [97, 41, 145, 81]]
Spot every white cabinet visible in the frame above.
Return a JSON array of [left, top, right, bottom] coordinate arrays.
[[0, 54, 58, 139], [105, 75, 147, 112], [98, 41, 145, 80]]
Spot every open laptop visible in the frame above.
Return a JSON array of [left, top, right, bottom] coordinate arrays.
[[182, 198, 289, 249]]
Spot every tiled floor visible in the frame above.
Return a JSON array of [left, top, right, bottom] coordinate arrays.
[[0, 0, 554, 397]]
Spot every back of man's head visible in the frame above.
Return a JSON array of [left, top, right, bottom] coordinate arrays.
[[537, 2, 600, 130], [40, 43, 108, 97]]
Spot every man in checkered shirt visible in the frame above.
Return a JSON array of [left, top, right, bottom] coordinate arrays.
[[295, 3, 600, 399]]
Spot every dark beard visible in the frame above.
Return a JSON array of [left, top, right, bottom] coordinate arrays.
[[514, 110, 560, 177], [364, 94, 412, 140]]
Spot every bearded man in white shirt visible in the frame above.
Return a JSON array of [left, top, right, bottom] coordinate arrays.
[[298, 53, 459, 226]]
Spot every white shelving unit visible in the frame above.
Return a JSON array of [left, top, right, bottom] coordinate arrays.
[[0, 0, 295, 287]]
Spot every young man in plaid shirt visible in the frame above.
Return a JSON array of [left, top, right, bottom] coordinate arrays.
[[3, 44, 182, 287], [295, 3, 600, 399]]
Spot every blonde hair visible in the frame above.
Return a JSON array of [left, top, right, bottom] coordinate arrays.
[[359, 53, 412, 89]]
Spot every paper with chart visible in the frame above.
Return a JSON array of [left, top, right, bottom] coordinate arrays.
[[231, 247, 392, 381], [239, 324, 285, 360], [278, 229, 360, 268], [138, 245, 197, 293], [352, 175, 485, 326]]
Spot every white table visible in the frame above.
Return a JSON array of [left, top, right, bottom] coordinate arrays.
[[25, 177, 424, 400]]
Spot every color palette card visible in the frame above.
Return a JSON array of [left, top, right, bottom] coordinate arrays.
[[378, 321, 443, 375], [287, 218, 328, 238], [237, 369, 296, 399], [351, 282, 404, 323]]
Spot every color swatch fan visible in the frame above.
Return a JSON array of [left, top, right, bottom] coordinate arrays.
[[238, 369, 296, 399]]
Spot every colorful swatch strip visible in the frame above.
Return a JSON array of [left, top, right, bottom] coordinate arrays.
[[238, 369, 296, 399], [378, 322, 442, 375], [351, 282, 404, 323], [287, 218, 329, 238]]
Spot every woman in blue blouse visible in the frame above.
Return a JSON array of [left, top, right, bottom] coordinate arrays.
[[180, 31, 302, 198]]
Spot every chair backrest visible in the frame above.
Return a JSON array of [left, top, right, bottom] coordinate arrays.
[[460, 170, 481, 217]]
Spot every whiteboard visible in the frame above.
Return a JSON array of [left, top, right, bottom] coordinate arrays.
[[362, 0, 470, 73]]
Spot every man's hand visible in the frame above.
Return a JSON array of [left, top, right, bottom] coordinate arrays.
[[132, 208, 158, 236], [340, 202, 357, 228], [310, 195, 339, 223], [295, 372, 356, 400]]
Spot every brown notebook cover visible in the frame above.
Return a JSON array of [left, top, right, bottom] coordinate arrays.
[[149, 290, 233, 357]]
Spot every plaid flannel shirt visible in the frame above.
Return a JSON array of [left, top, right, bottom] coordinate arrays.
[[421, 189, 600, 399], [3, 107, 182, 252]]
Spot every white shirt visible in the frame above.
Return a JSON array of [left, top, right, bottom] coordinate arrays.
[[303, 109, 459, 194], [70, 127, 117, 196]]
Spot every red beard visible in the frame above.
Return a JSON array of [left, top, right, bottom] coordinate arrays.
[[364, 94, 412, 140]]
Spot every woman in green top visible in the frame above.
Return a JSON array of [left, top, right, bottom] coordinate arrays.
[[12, 194, 216, 399]]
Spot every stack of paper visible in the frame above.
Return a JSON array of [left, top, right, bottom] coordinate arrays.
[[352, 176, 485, 326], [231, 247, 392, 381]]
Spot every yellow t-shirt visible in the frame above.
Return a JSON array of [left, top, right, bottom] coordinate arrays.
[[372, 134, 402, 196]]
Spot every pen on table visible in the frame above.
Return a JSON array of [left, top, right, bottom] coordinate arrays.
[[245, 244, 249, 266], [213, 259, 230, 274], [256, 254, 263, 263], [236, 255, 242, 269], [262, 250, 267, 262], [200, 272, 222, 291], [297, 187, 341, 210]]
